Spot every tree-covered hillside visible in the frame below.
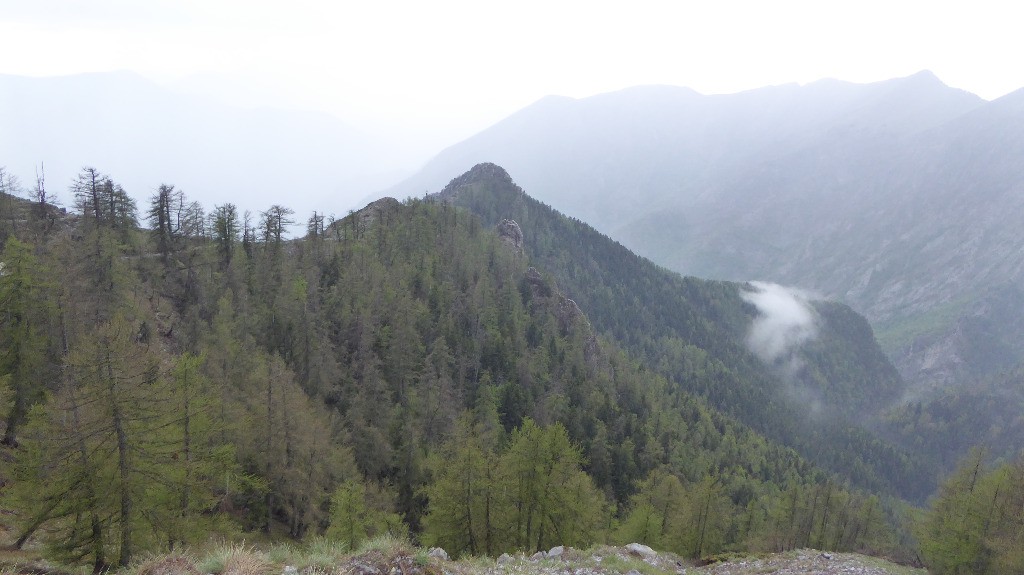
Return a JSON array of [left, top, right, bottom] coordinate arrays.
[[387, 76, 1024, 478], [1, 166, 909, 569], [436, 163, 930, 502]]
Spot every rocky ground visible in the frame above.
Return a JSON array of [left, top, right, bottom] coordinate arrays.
[[686, 550, 925, 575], [0, 542, 926, 575], [450, 545, 925, 575]]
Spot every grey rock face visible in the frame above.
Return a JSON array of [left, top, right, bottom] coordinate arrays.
[[624, 543, 656, 558], [497, 219, 524, 254], [427, 547, 449, 561]]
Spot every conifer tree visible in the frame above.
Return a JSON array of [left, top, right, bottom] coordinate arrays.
[[616, 468, 686, 551], [0, 166, 20, 245], [421, 414, 498, 556], [68, 168, 137, 324], [72, 168, 137, 238], [11, 317, 164, 569], [145, 353, 241, 549], [147, 184, 181, 262], [917, 450, 986, 574], [10, 385, 110, 571], [236, 353, 355, 537], [498, 419, 603, 552], [916, 449, 1024, 575], [210, 203, 240, 268], [66, 317, 163, 567], [327, 480, 370, 549], [0, 238, 56, 446], [326, 479, 406, 549], [989, 458, 1024, 574]]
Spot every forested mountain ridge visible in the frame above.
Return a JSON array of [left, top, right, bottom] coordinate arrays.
[[0, 166, 911, 569], [386, 73, 1024, 477], [386, 73, 1024, 399], [433, 164, 929, 502]]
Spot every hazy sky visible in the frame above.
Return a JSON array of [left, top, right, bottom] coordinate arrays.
[[1, 0, 1021, 152]]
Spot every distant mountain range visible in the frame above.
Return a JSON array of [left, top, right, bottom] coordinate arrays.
[[0, 71, 409, 219], [390, 71, 1024, 397]]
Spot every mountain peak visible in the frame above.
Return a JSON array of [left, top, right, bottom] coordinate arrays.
[[437, 162, 515, 199], [907, 69, 941, 82], [886, 69, 957, 93]]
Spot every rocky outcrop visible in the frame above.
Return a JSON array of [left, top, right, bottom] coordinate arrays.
[[555, 295, 586, 334], [522, 266, 587, 332], [624, 543, 656, 558], [357, 197, 401, 226], [497, 219, 524, 254], [521, 267, 598, 360], [523, 267, 551, 298], [327, 197, 403, 240]]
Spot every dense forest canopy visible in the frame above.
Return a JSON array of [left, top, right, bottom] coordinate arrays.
[[0, 164, 1021, 574]]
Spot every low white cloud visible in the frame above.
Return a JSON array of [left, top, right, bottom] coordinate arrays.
[[741, 281, 819, 364]]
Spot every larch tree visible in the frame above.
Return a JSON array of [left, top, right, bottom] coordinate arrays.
[[10, 382, 111, 572], [326, 479, 405, 550], [147, 184, 181, 263], [917, 449, 1024, 575], [0, 238, 57, 446], [498, 419, 604, 552], [235, 352, 354, 537], [65, 316, 164, 567], [0, 166, 20, 245], [145, 353, 241, 549], [421, 414, 498, 557], [615, 468, 686, 552], [11, 316, 165, 570], [210, 203, 240, 269], [69, 168, 137, 324]]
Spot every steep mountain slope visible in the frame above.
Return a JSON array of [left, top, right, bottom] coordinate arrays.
[[0, 72, 402, 218], [631, 86, 1024, 320], [886, 362, 1024, 471], [627, 87, 1024, 395], [388, 74, 1024, 468], [433, 163, 930, 501]]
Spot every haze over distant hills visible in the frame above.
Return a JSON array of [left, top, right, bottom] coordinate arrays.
[[389, 71, 1024, 396], [0, 71, 413, 218], [389, 71, 983, 232]]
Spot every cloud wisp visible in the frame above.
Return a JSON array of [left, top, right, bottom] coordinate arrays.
[[741, 281, 819, 366]]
